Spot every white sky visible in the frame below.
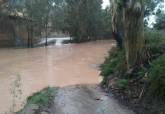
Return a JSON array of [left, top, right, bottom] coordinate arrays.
[[102, 0, 110, 9]]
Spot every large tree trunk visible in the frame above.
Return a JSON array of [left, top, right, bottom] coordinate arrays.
[[123, 0, 144, 69], [111, 0, 123, 49]]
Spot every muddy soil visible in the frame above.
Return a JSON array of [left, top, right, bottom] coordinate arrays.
[[50, 85, 135, 114]]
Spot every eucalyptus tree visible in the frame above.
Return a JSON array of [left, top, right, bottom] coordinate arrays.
[[144, 0, 164, 17], [25, 0, 57, 46], [144, 0, 164, 26], [110, 0, 164, 69], [65, 0, 103, 42], [110, 0, 123, 48], [50, 0, 67, 32], [110, 0, 164, 48], [123, 0, 145, 69], [102, 6, 112, 38]]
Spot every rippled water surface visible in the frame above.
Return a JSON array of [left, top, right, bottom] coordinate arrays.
[[0, 40, 114, 113]]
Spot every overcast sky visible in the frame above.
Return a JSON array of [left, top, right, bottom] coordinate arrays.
[[102, 0, 110, 9]]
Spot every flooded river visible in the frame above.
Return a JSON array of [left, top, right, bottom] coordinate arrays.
[[0, 40, 114, 113]]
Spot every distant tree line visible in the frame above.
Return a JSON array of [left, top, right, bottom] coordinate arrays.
[[1, 0, 164, 46], [0, 0, 113, 44]]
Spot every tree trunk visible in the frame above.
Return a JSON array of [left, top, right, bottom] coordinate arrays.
[[27, 26, 30, 48], [111, 0, 123, 49], [30, 25, 33, 48], [45, 25, 48, 46], [123, 0, 144, 69], [45, 16, 49, 46]]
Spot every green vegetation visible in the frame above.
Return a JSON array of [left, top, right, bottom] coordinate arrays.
[[65, 0, 103, 42], [101, 6, 112, 38], [27, 87, 57, 105], [16, 87, 57, 114], [145, 31, 165, 55], [114, 79, 128, 89], [148, 54, 165, 98], [0, 0, 113, 47], [100, 31, 165, 79], [100, 48, 124, 84], [154, 12, 165, 30], [100, 31, 165, 113]]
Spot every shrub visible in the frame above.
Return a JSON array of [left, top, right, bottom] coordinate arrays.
[[27, 87, 57, 105], [15, 87, 57, 114], [100, 48, 125, 83], [145, 31, 165, 55], [115, 79, 128, 89], [148, 54, 165, 98]]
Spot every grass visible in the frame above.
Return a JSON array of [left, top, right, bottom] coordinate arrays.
[[100, 48, 125, 84], [148, 54, 165, 98], [27, 87, 57, 105], [15, 87, 57, 114], [115, 79, 128, 89]]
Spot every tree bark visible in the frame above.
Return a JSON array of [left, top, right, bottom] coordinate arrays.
[[30, 25, 34, 48], [111, 0, 123, 49], [123, 0, 144, 69], [45, 16, 48, 46]]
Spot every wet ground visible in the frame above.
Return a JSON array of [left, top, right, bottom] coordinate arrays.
[[0, 40, 114, 113], [51, 85, 135, 114]]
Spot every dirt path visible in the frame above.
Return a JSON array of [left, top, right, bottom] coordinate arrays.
[[50, 85, 135, 114]]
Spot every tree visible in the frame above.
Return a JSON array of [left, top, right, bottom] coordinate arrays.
[[144, 0, 164, 26], [110, 0, 164, 47], [101, 6, 112, 38], [123, 0, 145, 69], [50, 0, 67, 32], [25, 0, 56, 46], [111, 0, 145, 69], [154, 12, 165, 30], [110, 0, 123, 48], [110, 0, 165, 69], [144, 0, 164, 17], [65, 0, 103, 42]]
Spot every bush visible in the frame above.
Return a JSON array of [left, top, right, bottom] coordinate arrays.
[[27, 87, 57, 105], [100, 48, 125, 83], [15, 87, 57, 114], [115, 79, 128, 89], [148, 54, 165, 98], [145, 31, 165, 54]]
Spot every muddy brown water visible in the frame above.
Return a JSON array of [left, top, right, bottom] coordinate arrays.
[[0, 40, 114, 113]]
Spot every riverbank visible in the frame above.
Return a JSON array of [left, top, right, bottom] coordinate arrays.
[[100, 31, 165, 114]]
